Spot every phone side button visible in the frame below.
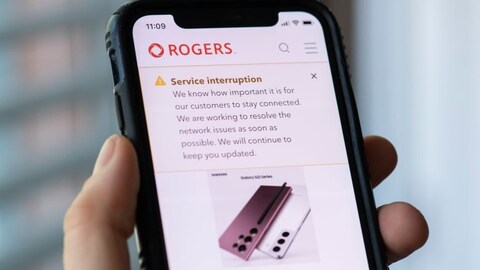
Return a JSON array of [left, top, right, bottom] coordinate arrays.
[[114, 93, 126, 133]]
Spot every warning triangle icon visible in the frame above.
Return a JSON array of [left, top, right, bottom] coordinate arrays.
[[155, 76, 167, 86]]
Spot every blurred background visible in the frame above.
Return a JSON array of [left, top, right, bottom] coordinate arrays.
[[0, 0, 478, 269]]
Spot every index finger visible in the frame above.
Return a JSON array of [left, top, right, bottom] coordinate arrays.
[[363, 135, 398, 188]]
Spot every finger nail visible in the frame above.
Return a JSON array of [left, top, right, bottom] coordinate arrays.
[[93, 135, 119, 175]]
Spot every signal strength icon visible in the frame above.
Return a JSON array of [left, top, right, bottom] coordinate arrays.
[[281, 21, 290, 26], [292, 20, 300, 26]]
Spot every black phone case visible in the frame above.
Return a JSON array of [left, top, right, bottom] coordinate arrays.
[[105, 1, 387, 269]]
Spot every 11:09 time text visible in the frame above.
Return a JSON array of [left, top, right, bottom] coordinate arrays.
[[146, 23, 166, 30]]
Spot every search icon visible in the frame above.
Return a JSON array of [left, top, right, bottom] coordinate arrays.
[[279, 42, 290, 53]]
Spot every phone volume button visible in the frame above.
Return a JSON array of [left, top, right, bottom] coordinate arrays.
[[114, 92, 126, 133], [108, 49, 120, 85]]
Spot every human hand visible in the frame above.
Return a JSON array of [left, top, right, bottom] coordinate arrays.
[[64, 135, 428, 270], [363, 136, 428, 264], [64, 135, 139, 270]]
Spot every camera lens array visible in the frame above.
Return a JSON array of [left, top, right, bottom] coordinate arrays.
[[272, 231, 290, 253], [232, 227, 259, 253]]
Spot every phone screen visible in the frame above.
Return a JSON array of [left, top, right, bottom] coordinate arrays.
[[132, 11, 369, 270]]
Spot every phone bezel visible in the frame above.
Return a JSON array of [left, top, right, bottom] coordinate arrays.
[[106, 1, 386, 269]]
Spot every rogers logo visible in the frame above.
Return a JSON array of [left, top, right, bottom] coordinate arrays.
[[148, 42, 233, 58], [148, 43, 164, 58]]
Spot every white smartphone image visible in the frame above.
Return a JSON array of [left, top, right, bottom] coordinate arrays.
[[257, 186, 311, 259]]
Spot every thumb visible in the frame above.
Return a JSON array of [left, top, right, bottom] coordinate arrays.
[[64, 135, 139, 270]]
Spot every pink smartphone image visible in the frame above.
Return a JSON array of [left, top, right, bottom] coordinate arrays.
[[219, 183, 292, 260]]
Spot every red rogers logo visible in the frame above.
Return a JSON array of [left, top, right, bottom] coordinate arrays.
[[148, 43, 165, 58], [148, 42, 233, 58]]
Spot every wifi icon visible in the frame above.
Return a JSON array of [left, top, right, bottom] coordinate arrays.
[[292, 20, 300, 26]]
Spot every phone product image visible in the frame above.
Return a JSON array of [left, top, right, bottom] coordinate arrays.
[[105, 0, 387, 269], [219, 183, 292, 260], [257, 187, 311, 259]]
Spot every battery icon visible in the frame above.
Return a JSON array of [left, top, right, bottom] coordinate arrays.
[[303, 20, 313, 25]]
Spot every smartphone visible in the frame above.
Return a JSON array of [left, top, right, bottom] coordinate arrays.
[[219, 183, 292, 260], [105, 0, 386, 269], [257, 186, 311, 259]]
